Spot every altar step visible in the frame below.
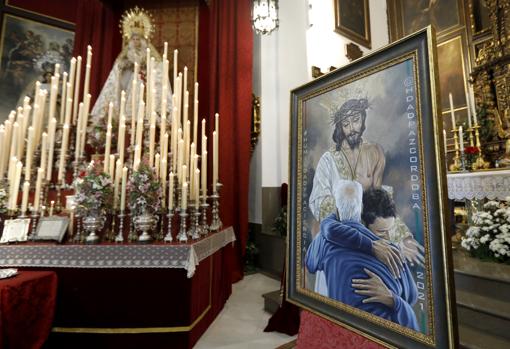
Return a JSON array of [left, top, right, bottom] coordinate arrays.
[[453, 250, 510, 348]]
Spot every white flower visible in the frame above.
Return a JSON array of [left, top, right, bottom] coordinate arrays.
[[480, 234, 491, 243]]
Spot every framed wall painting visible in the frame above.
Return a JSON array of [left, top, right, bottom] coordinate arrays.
[[0, 13, 74, 122], [334, 0, 371, 49], [287, 28, 457, 348]]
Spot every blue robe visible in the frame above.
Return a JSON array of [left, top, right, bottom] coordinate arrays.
[[305, 214, 419, 331]]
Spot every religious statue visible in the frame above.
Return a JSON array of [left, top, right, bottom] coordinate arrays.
[[90, 6, 172, 146]]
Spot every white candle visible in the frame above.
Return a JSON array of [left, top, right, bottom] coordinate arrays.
[[114, 160, 121, 209], [201, 150, 207, 198], [8, 156, 17, 189], [448, 93, 456, 129], [459, 126, 464, 152], [34, 167, 43, 211], [182, 181, 188, 210], [64, 96, 73, 126], [104, 129, 112, 173], [213, 130, 218, 192], [161, 158, 167, 208], [120, 166, 128, 211], [169, 171, 174, 210], [184, 120, 190, 176], [39, 132, 48, 172], [84, 45, 92, 96], [162, 133, 169, 164], [72, 56, 82, 125], [189, 143, 196, 195], [49, 77, 58, 127], [183, 66, 188, 98], [118, 123, 126, 166], [173, 49, 178, 88], [49, 200, 54, 216], [177, 138, 184, 183], [149, 124, 156, 167], [194, 169, 200, 203], [58, 124, 70, 183], [46, 118, 57, 181], [60, 72, 68, 124], [109, 154, 115, 179], [443, 129, 447, 156], [0, 127, 5, 177], [193, 99, 199, 147], [25, 126, 34, 180], [9, 122, 18, 164], [74, 102, 84, 161], [21, 181, 30, 213], [68, 57, 76, 102], [10, 161, 22, 210]]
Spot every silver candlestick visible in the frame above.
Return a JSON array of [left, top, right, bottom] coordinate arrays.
[[73, 213, 83, 243], [209, 182, 223, 232], [115, 211, 125, 243], [29, 210, 39, 240], [189, 202, 200, 240], [164, 208, 174, 242], [177, 209, 188, 243], [200, 195, 210, 236]]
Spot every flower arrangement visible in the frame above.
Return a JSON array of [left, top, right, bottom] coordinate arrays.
[[128, 160, 162, 216], [464, 146, 479, 168], [461, 198, 510, 263], [74, 161, 114, 216]]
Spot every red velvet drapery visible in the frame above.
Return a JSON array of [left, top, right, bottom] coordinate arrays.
[[198, 0, 253, 282], [72, 0, 122, 105]]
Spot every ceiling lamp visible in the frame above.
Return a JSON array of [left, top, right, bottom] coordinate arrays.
[[252, 0, 279, 35]]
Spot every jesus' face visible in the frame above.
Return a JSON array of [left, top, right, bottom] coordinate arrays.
[[340, 112, 364, 149]]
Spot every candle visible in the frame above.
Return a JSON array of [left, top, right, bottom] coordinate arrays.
[[155, 153, 160, 179], [10, 161, 22, 210], [213, 130, 218, 192], [109, 154, 115, 179], [84, 45, 92, 96], [193, 99, 199, 147], [171, 107, 178, 171], [68, 57, 76, 101], [74, 102, 84, 161], [49, 77, 58, 127], [443, 129, 447, 156], [9, 122, 18, 163], [181, 181, 188, 210], [72, 56, 82, 125], [183, 66, 188, 97], [120, 166, 128, 211], [169, 171, 174, 210], [185, 120, 190, 176], [60, 72, 68, 123], [161, 158, 167, 208], [118, 123, 126, 166], [39, 132, 48, 172], [25, 126, 34, 180], [46, 118, 57, 181], [201, 150, 207, 198], [201, 118, 206, 150], [459, 126, 464, 152], [8, 156, 16, 188], [120, 91, 126, 123], [104, 129, 112, 173], [21, 181, 30, 213], [114, 160, 121, 209], [173, 49, 178, 88], [49, 200, 54, 216], [177, 138, 184, 183], [58, 124, 70, 183], [194, 169, 200, 203], [149, 124, 156, 167], [448, 93, 456, 129], [189, 143, 196, 194], [0, 127, 5, 177], [162, 133, 169, 164], [135, 101, 145, 150], [34, 168, 43, 211], [64, 96, 73, 126]]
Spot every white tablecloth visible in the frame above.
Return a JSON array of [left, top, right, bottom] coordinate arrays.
[[447, 170, 510, 201]]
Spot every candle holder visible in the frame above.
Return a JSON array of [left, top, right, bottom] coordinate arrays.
[[449, 128, 461, 172], [177, 209, 188, 243], [468, 126, 475, 147], [209, 183, 223, 232], [115, 211, 125, 243], [29, 210, 39, 240], [472, 124, 491, 170], [73, 213, 83, 243], [55, 184, 63, 213], [176, 185, 182, 215], [106, 211, 117, 242], [200, 195, 210, 236], [155, 209, 165, 241], [164, 208, 174, 242], [189, 202, 200, 240]]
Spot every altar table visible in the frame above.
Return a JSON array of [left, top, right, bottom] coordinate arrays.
[[0, 228, 236, 349], [0, 271, 57, 349], [447, 169, 510, 201]]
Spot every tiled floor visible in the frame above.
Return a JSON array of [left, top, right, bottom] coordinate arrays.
[[194, 273, 297, 349]]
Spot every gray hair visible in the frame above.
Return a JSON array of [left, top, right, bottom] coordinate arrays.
[[332, 179, 362, 222]]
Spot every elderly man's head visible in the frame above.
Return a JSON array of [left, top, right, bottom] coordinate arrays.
[[332, 98, 369, 149], [332, 179, 363, 222]]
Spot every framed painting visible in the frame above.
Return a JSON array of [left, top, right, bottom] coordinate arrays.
[[334, 0, 371, 49], [287, 28, 457, 348], [0, 13, 74, 122], [34, 216, 69, 243], [466, 0, 490, 38]]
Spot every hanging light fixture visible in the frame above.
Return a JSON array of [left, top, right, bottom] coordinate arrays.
[[252, 0, 279, 35]]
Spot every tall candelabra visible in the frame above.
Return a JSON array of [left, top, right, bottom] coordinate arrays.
[[209, 183, 223, 232], [177, 208, 188, 242], [449, 128, 461, 172], [200, 195, 209, 236], [115, 211, 125, 243], [189, 202, 200, 240], [164, 208, 174, 242]]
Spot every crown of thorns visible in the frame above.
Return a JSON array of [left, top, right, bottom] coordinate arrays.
[[331, 98, 369, 125]]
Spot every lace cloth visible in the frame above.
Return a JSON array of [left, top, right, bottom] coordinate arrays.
[[447, 170, 510, 201], [0, 227, 235, 278]]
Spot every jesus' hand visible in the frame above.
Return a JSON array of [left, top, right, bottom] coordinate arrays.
[[352, 268, 395, 308], [400, 236, 425, 267]]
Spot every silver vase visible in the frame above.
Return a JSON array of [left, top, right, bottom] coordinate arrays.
[[135, 211, 155, 243], [83, 212, 105, 244]]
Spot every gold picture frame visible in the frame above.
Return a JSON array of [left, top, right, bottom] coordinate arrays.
[[334, 0, 371, 49]]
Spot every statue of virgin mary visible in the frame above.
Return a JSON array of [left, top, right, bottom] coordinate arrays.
[[89, 7, 172, 146]]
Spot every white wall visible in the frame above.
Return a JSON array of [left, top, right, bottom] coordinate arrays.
[[250, 0, 389, 222], [260, 0, 309, 187]]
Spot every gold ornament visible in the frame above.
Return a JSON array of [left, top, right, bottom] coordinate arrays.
[[119, 6, 154, 43]]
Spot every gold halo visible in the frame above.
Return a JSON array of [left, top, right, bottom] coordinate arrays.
[[119, 6, 154, 42]]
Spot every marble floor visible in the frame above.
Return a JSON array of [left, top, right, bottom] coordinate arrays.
[[194, 273, 297, 349]]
